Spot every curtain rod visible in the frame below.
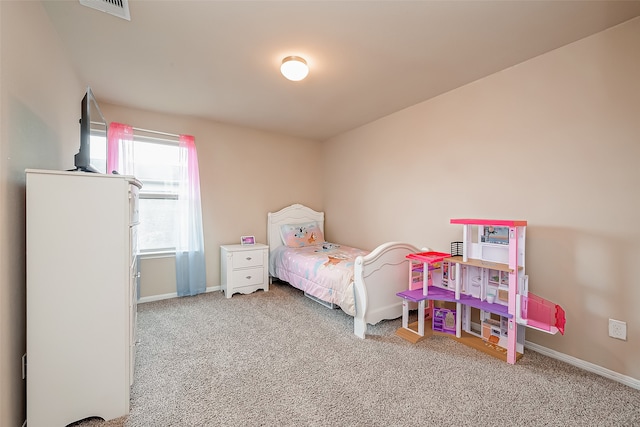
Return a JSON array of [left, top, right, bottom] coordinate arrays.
[[132, 126, 180, 139]]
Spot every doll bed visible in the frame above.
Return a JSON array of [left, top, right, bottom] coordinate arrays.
[[267, 204, 421, 338]]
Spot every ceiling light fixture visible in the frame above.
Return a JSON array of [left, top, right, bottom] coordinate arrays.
[[280, 56, 309, 81]]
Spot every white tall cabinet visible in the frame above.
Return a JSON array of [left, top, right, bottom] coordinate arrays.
[[26, 169, 141, 427]]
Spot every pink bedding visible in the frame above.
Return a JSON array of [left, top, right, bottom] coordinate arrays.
[[269, 244, 368, 315]]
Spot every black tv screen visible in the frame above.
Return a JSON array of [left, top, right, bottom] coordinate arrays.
[[74, 87, 107, 173]]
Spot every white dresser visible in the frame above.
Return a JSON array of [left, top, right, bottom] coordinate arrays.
[[26, 169, 141, 427], [220, 243, 269, 298]]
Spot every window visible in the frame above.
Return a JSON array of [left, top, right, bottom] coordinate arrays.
[[133, 138, 180, 253], [89, 131, 107, 174]]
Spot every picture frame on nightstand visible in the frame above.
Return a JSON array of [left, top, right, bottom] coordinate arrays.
[[240, 235, 255, 245]]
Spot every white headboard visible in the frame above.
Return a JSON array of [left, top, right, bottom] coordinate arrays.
[[267, 204, 325, 254]]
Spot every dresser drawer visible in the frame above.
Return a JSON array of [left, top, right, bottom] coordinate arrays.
[[232, 250, 264, 269], [130, 226, 138, 267], [129, 184, 140, 226], [231, 267, 264, 287]]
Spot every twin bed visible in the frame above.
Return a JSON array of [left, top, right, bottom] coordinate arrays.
[[267, 203, 422, 338]]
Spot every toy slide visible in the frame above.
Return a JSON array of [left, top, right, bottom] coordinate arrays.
[[520, 293, 566, 335]]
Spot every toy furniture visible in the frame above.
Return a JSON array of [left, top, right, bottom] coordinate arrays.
[[432, 307, 456, 334], [397, 218, 565, 364]]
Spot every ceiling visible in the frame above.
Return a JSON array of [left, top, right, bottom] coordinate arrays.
[[42, 1, 640, 141]]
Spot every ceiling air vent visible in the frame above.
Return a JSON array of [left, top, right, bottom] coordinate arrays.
[[79, 0, 131, 21]]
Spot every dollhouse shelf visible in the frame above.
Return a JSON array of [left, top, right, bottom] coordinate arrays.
[[399, 320, 523, 363], [443, 255, 519, 273], [450, 330, 524, 363], [450, 218, 528, 227], [396, 287, 512, 318], [406, 251, 450, 264]]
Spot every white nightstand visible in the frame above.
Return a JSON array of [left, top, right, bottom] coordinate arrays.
[[220, 243, 269, 298]]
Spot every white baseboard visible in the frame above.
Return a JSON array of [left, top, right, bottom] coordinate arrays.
[[525, 340, 640, 390], [138, 285, 221, 304]]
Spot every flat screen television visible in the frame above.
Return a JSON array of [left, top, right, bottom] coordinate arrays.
[[74, 87, 107, 173]]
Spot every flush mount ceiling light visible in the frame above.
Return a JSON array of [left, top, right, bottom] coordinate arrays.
[[280, 56, 309, 81]]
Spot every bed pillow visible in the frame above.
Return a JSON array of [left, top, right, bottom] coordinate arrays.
[[280, 221, 325, 248]]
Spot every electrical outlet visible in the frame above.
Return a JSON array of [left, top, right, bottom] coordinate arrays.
[[608, 319, 627, 341]]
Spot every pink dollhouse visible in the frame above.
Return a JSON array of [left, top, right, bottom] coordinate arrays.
[[397, 218, 565, 364]]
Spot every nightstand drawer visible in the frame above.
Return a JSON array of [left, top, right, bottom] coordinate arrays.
[[232, 267, 264, 287], [232, 250, 264, 269]]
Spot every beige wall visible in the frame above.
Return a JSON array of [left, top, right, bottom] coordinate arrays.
[[0, 2, 83, 425], [322, 18, 640, 380], [2, 3, 637, 423], [99, 103, 323, 298]]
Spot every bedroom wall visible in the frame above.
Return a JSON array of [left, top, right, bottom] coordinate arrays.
[[0, 1, 83, 425], [99, 103, 323, 299], [322, 18, 640, 381]]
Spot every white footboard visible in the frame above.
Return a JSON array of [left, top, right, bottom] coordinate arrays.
[[353, 242, 422, 338]]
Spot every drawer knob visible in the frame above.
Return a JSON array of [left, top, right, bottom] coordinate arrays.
[[246, 275, 252, 280], [246, 257, 252, 261]]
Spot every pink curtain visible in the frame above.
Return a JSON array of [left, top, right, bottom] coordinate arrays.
[[107, 122, 134, 175], [175, 134, 206, 296]]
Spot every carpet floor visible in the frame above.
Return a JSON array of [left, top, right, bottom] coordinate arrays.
[[74, 281, 640, 426]]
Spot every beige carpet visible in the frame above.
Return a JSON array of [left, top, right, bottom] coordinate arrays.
[[74, 281, 640, 427]]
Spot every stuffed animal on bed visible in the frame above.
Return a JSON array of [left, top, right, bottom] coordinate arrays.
[[281, 221, 326, 248], [293, 226, 307, 238], [293, 227, 318, 244]]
